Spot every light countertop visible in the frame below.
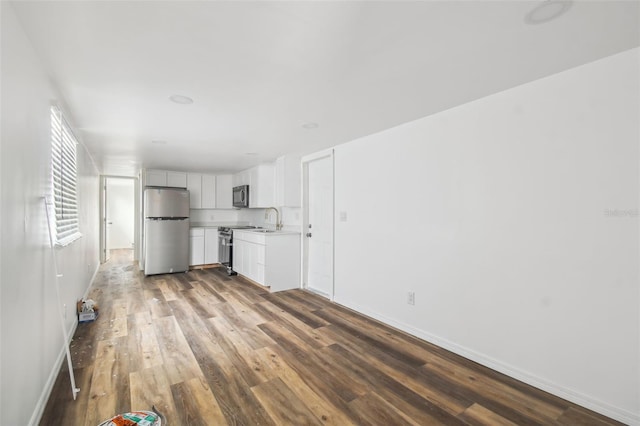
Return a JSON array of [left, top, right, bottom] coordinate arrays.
[[233, 229, 301, 236]]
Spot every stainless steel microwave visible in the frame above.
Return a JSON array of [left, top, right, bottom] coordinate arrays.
[[232, 185, 249, 208]]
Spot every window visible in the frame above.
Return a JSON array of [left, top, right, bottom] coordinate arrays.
[[51, 106, 81, 245]]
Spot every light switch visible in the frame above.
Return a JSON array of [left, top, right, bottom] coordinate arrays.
[[339, 211, 347, 222]]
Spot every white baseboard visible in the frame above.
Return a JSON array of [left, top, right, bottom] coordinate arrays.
[[29, 263, 100, 426], [334, 298, 639, 426], [28, 319, 78, 426]]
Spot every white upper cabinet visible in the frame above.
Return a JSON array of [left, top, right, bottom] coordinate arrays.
[[201, 174, 216, 209], [167, 171, 187, 188], [216, 174, 233, 209], [275, 155, 301, 207], [187, 173, 217, 209], [232, 164, 275, 208], [232, 170, 250, 187], [145, 170, 167, 186], [187, 173, 202, 208], [250, 163, 275, 208], [232, 157, 299, 209], [145, 169, 187, 188]]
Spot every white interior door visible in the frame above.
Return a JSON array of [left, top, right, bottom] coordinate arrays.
[[304, 153, 334, 298], [106, 178, 135, 250], [101, 176, 109, 263]]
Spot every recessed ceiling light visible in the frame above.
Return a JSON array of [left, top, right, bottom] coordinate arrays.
[[302, 122, 319, 129], [525, 0, 572, 25], [169, 94, 194, 105], [151, 140, 167, 145]]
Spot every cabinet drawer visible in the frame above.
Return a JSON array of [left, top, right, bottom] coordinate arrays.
[[190, 228, 205, 237], [233, 231, 265, 245]]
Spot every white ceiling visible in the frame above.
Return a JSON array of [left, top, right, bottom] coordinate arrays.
[[11, 1, 639, 176]]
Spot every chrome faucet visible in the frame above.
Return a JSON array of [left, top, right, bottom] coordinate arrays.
[[265, 207, 283, 231]]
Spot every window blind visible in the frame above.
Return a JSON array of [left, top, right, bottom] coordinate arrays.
[[51, 106, 81, 245]]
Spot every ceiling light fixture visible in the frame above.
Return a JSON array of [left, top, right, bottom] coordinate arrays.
[[169, 94, 194, 105], [151, 140, 167, 145], [302, 122, 319, 129], [525, 0, 573, 25]]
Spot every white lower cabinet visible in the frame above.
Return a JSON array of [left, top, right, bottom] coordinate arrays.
[[231, 237, 262, 282], [190, 227, 219, 266], [189, 228, 205, 266], [234, 239, 246, 275], [204, 228, 219, 264], [232, 230, 300, 292]]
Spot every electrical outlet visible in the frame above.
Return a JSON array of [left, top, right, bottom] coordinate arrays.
[[209, 214, 215, 221], [407, 291, 415, 305]]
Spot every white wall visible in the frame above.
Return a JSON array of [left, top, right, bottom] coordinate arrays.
[[0, 4, 100, 425], [333, 48, 639, 424], [190, 208, 240, 224]]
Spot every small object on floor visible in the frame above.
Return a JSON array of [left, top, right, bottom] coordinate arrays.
[[97, 406, 165, 426]]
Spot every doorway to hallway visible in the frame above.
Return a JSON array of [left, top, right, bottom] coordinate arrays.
[[101, 176, 136, 263]]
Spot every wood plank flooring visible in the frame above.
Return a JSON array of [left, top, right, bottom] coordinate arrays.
[[40, 249, 623, 425]]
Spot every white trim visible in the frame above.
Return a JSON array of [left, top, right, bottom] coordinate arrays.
[[334, 296, 640, 426], [301, 148, 334, 164], [301, 150, 335, 301], [29, 262, 100, 426], [28, 319, 78, 426]]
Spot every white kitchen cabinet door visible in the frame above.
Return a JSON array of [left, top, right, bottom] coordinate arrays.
[[233, 239, 245, 275], [255, 243, 266, 284], [167, 171, 187, 188], [201, 175, 216, 209], [233, 170, 250, 187], [250, 164, 275, 208], [245, 242, 255, 280], [275, 155, 301, 207], [187, 173, 202, 208], [215, 174, 233, 209], [146, 170, 167, 187], [245, 241, 261, 283], [189, 228, 205, 266], [204, 228, 219, 264], [265, 233, 301, 292], [233, 231, 265, 284]]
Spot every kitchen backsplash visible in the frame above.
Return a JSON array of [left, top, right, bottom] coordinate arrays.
[[190, 207, 301, 231], [238, 207, 301, 231], [190, 209, 239, 223]]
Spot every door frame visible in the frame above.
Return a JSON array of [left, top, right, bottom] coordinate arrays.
[[301, 148, 335, 300], [99, 175, 140, 264]]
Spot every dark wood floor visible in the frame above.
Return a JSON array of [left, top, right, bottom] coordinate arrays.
[[40, 249, 622, 425]]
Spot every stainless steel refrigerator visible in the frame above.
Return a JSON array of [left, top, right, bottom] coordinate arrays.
[[143, 187, 190, 275]]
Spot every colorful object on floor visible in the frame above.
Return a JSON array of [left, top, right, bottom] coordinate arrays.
[[97, 410, 161, 426]]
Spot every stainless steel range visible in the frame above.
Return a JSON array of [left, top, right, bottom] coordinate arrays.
[[218, 225, 257, 275]]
